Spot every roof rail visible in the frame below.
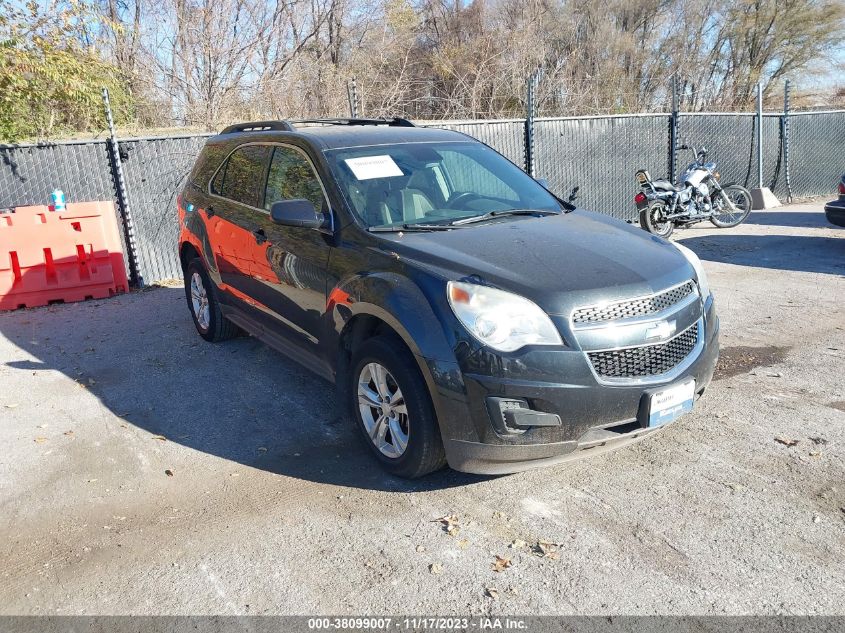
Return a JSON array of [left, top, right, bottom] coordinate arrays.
[[220, 120, 294, 134], [293, 117, 416, 128]]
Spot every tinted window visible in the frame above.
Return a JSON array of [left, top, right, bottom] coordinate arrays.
[[189, 142, 229, 189], [212, 145, 270, 207], [264, 146, 326, 211]]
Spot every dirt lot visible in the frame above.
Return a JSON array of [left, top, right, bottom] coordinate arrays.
[[1, 203, 843, 615]]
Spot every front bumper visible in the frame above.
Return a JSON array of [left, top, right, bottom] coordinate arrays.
[[425, 299, 719, 475], [824, 199, 845, 227]]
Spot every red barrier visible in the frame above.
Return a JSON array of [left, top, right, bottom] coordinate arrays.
[[0, 201, 129, 311]]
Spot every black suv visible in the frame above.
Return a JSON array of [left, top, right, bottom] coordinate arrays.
[[178, 118, 719, 477]]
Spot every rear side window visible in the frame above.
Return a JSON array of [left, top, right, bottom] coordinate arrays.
[[188, 142, 228, 189], [264, 146, 326, 211], [211, 145, 270, 207]]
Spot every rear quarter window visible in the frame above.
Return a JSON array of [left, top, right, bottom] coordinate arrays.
[[210, 144, 270, 207], [187, 142, 228, 190]]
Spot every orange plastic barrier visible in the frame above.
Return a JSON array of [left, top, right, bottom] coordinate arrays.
[[0, 201, 129, 311]]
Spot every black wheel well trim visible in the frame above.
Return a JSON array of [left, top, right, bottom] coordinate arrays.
[[179, 241, 201, 270], [334, 309, 445, 430]]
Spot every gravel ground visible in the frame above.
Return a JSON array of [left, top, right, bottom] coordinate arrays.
[[0, 203, 843, 616]]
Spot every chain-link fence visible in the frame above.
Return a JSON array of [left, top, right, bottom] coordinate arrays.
[[2, 109, 843, 285]]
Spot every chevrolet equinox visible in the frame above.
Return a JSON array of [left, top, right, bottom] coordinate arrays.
[[177, 118, 719, 477]]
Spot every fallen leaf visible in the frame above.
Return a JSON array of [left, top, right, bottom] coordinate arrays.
[[164, 469, 174, 477], [151, 435, 167, 442], [809, 450, 821, 457], [432, 514, 460, 536], [485, 587, 499, 600], [34, 437, 48, 443], [510, 539, 527, 549], [416, 545, 426, 553], [535, 540, 563, 559], [429, 562, 443, 574], [457, 539, 469, 550], [492, 555, 512, 573], [774, 436, 799, 447]]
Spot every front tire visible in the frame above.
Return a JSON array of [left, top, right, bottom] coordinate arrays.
[[711, 185, 752, 228], [184, 258, 240, 342], [349, 336, 446, 478], [639, 201, 674, 238]]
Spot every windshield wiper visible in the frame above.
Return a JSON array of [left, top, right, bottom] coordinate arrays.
[[368, 223, 463, 232], [449, 208, 560, 226]]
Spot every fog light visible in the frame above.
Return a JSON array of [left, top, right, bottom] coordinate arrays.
[[486, 397, 562, 435]]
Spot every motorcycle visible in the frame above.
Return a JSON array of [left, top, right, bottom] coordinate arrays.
[[634, 145, 752, 238]]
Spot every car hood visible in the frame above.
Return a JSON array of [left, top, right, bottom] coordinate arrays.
[[378, 210, 696, 315]]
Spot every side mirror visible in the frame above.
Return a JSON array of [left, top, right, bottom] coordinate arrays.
[[535, 177, 550, 189], [270, 199, 322, 229]]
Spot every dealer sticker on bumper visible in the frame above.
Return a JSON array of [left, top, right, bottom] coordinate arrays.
[[648, 380, 695, 427]]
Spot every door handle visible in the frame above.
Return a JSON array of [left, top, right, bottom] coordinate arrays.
[[252, 228, 267, 244]]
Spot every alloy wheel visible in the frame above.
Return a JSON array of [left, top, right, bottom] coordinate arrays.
[[357, 362, 409, 459], [190, 272, 210, 330]]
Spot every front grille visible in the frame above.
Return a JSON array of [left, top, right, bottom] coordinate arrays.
[[573, 281, 696, 325], [587, 323, 699, 379]]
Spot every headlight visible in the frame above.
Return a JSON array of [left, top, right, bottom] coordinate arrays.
[[673, 242, 711, 299], [447, 281, 563, 352]]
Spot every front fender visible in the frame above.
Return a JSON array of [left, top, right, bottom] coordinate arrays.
[[325, 272, 476, 443], [330, 271, 456, 363]]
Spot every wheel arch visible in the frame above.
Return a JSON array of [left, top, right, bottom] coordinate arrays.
[[330, 273, 457, 434], [179, 241, 201, 271]]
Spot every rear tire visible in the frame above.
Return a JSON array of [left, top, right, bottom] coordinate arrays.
[[349, 336, 446, 478], [184, 258, 240, 342], [639, 201, 674, 238], [711, 185, 752, 228]]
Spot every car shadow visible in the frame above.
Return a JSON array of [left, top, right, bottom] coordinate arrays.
[[743, 209, 839, 229], [1, 278, 491, 493], [677, 233, 845, 275]]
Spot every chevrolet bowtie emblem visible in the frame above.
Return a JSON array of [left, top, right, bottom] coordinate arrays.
[[645, 320, 676, 341]]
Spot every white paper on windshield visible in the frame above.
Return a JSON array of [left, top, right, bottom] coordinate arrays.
[[344, 155, 403, 180]]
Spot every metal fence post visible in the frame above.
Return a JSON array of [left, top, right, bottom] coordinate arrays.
[[102, 88, 142, 287], [756, 82, 764, 188], [524, 71, 539, 176], [668, 76, 679, 181], [347, 77, 359, 118], [783, 80, 793, 202]]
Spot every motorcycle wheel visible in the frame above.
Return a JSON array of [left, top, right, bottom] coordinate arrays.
[[711, 185, 752, 228], [639, 201, 674, 238]]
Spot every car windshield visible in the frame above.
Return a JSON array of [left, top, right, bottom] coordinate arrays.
[[324, 141, 563, 229]]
